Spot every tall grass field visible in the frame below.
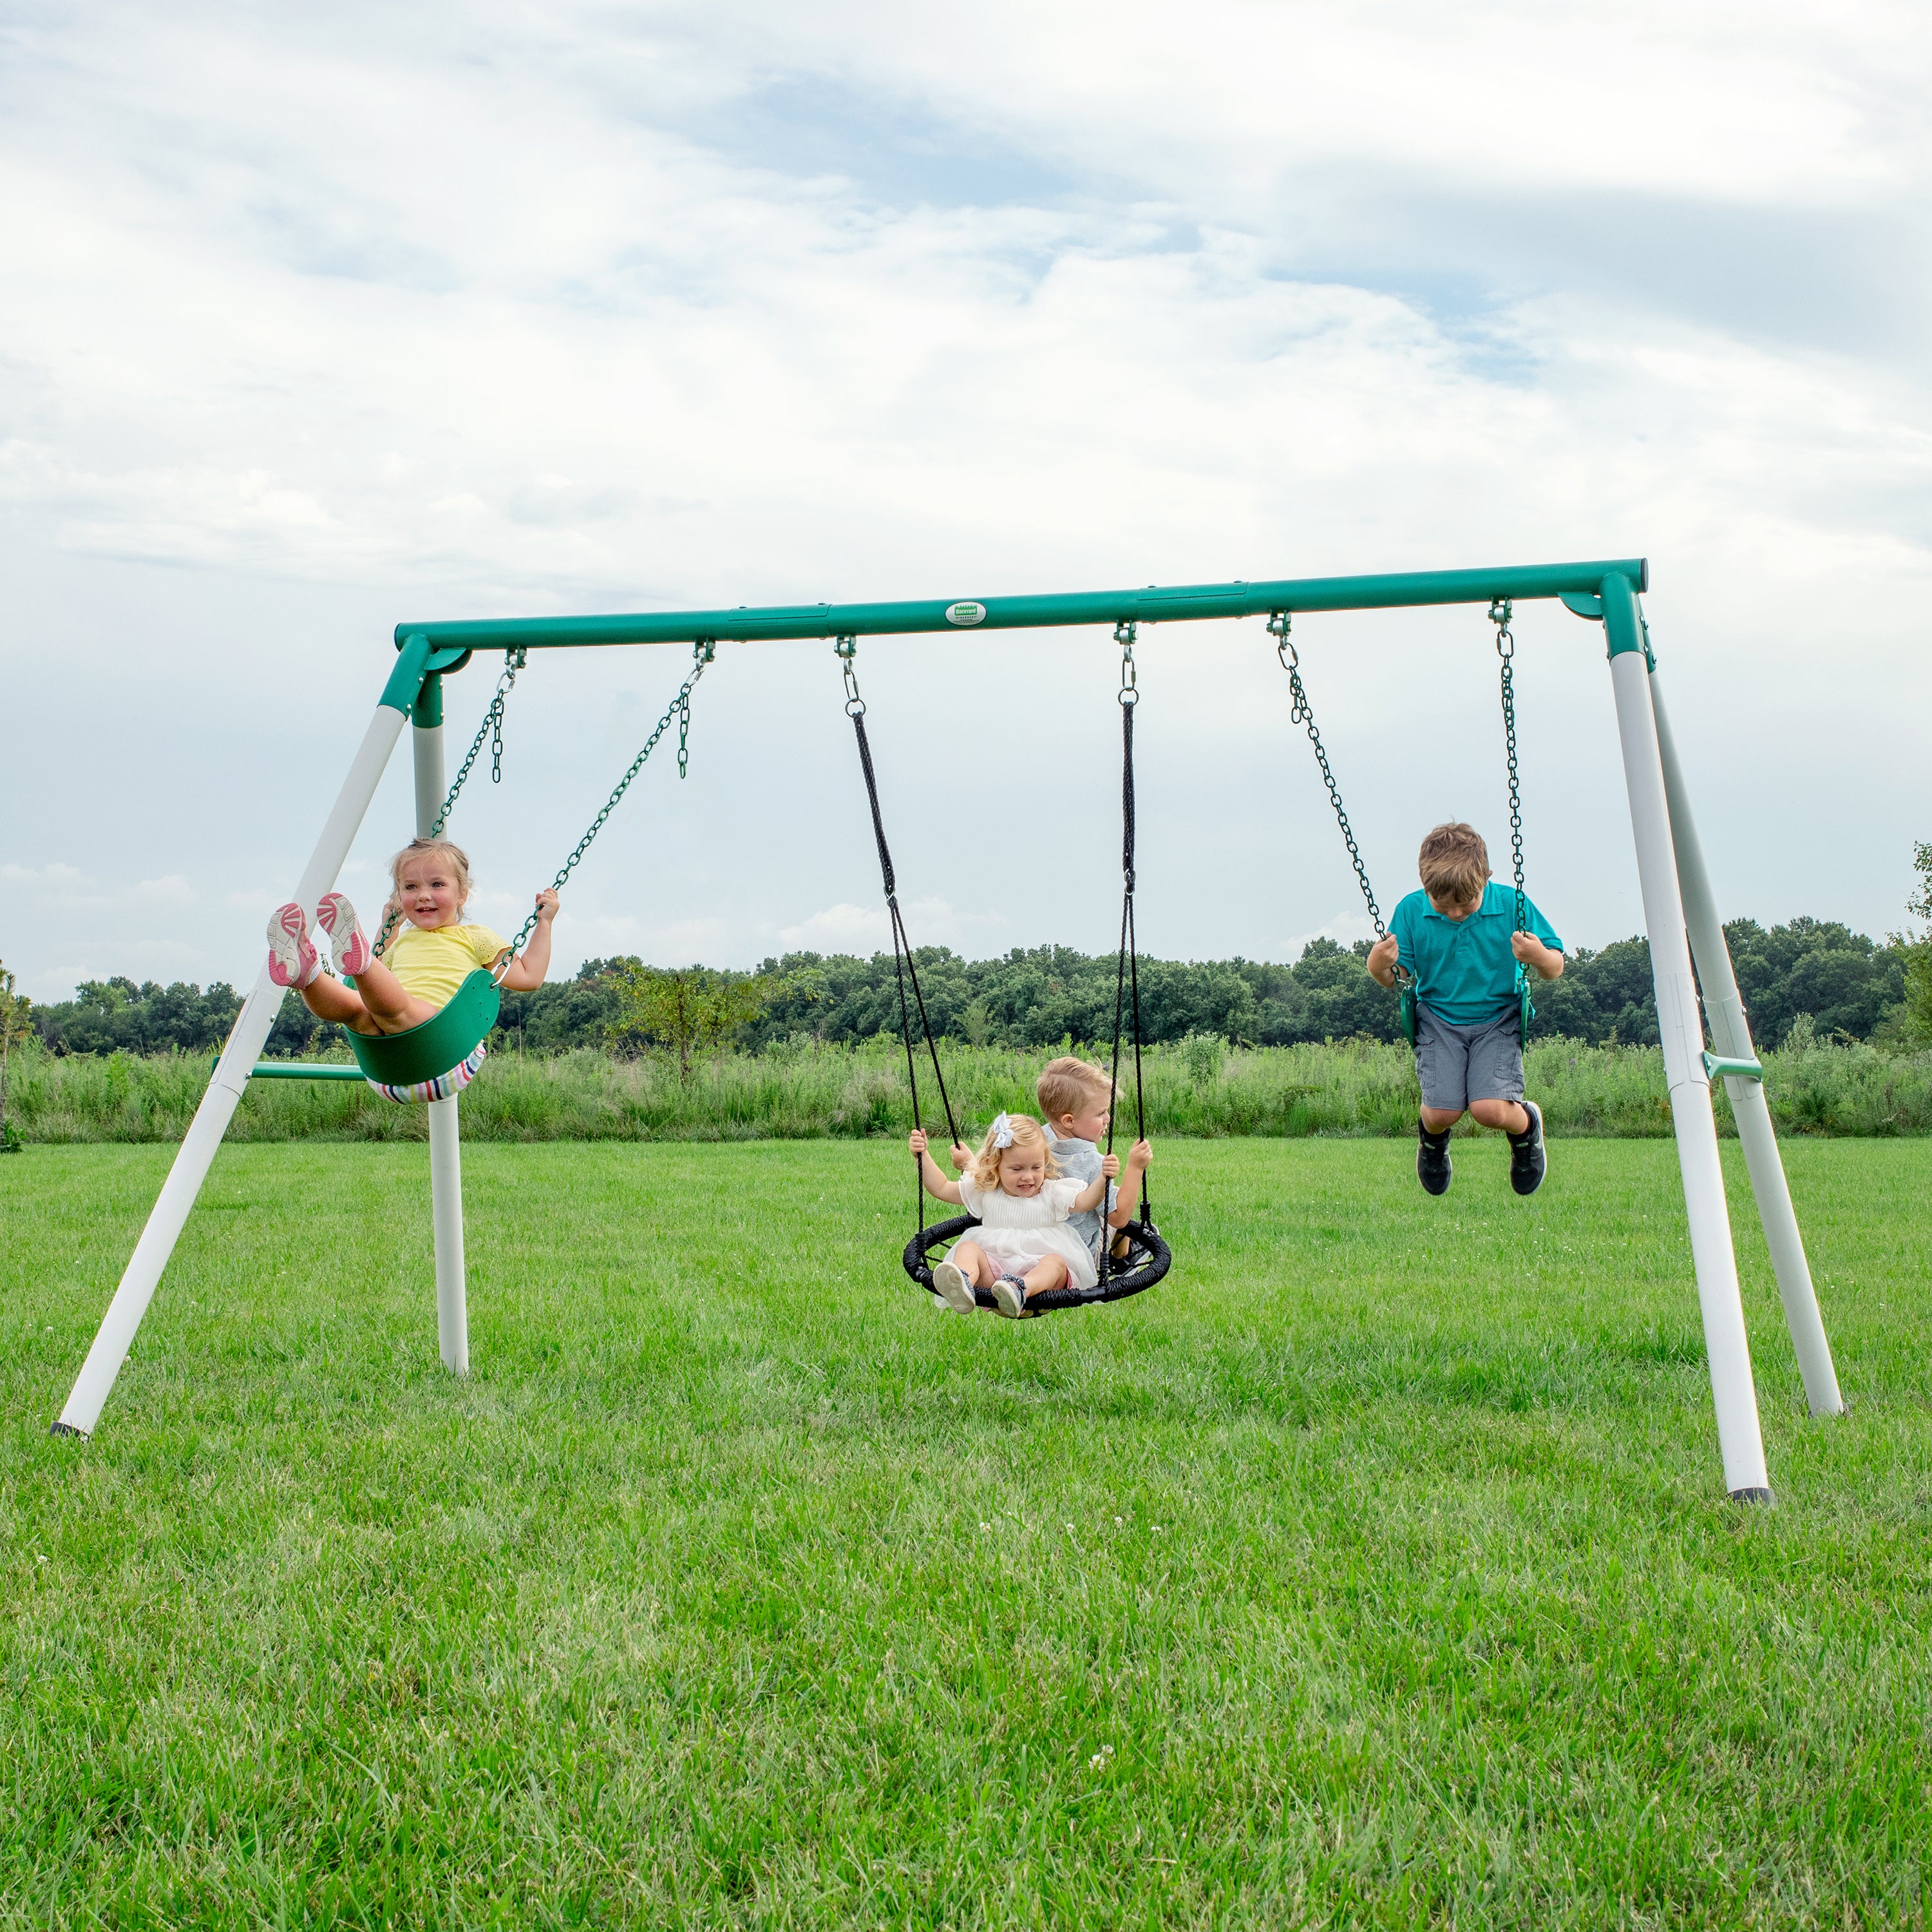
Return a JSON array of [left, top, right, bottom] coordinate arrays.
[[4, 1135, 1930, 1926], [10, 1032, 1932, 1144]]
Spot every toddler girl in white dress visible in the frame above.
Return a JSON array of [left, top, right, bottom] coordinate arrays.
[[910, 1112, 1119, 1318]]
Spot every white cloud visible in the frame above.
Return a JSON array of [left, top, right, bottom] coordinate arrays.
[[2, 862, 93, 889], [513, 906, 736, 967], [777, 898, 1009, 956], [134, 875, 194, 906], [1280, 909, 1379, 961], [26, 963, 113, 999], [777, 902, 891, 954], [129, 938, 202, 966]]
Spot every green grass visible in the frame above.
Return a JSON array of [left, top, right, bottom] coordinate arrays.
[[12, 1033, 1932, 1142], [3, 1137, 1931, 1927]]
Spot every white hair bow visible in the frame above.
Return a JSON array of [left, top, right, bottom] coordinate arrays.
[[990, 1113, 1015, 1148]]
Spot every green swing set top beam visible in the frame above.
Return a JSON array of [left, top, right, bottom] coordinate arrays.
[[394, 558, 1649, 654]]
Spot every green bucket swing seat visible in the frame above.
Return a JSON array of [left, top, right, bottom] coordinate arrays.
[[344, 969, 501, 1096], [334, 634, 715, 1103]]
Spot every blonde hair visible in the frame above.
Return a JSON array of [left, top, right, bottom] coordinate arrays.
[[1417, 822, 1490, 907], [969, 1113, 1062, 1191], [389, 838, 473, 914], [1036, 1055, 1114, 1124]]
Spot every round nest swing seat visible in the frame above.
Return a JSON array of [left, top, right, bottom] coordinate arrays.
[[344, 969, 501, 1102], [902, 1213, 1173, 1313]]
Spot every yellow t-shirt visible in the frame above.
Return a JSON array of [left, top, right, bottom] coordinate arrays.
[[381, 922, 509, 1008]]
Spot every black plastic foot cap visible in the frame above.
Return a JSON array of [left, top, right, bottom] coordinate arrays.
[[48, 1421, 88, 1441], [1728, 1485, 1774, 1506]]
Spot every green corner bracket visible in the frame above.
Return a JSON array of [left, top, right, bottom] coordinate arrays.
[[1703, 1051, 1764, 1084]]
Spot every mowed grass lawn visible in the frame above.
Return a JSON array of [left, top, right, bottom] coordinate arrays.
[[3, 1137, 1931, 1928]]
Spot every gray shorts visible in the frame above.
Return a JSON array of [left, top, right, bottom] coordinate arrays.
[[1416, 1007, 1524, 1113]]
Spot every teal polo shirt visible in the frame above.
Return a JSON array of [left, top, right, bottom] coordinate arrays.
[[1390, 881, 1564, 1027]]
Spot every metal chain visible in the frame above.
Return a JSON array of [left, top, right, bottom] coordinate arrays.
[[371, 647, 527, 960], [431, 648, 526, 838], [495, 639, 714, 971], [1492, 598, 1527, 934], [1269, 611, 1387, 940], [370, 904, 404, 961]]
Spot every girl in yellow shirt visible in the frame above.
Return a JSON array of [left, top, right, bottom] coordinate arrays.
[[266, 837, 558, 1036]]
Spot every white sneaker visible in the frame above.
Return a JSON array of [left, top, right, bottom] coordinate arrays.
[[990, 1274, 1027, 1318], [265, 903, 321, 989], [932, 1258, 977, 1313], [316, 891, 374, 977]]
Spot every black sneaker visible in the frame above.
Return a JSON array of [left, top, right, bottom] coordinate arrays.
[[1509, 1100, 1547, 1197], [990, 1275, 1027, 1318], [1416, 1120, 1452, 1196]]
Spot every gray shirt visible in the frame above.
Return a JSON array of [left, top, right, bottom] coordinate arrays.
[[1045, 1130, 1115, 1257]]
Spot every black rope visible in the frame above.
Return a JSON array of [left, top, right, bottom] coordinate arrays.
[[853, 705, 899, 902], [1100, 696, 1150, 1293], [849, 710, 961, 1243]]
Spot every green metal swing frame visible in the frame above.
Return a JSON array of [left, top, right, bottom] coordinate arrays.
[[66, 551, 1855, 1506], [256, 558, 1643, 1092]]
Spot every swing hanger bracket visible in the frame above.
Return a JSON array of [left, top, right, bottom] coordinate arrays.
[[1267, 609, 1296, 671], [1114, 619, 1139, 705], [1490, 598, 1517, 659], [834, 633, 864, 715]]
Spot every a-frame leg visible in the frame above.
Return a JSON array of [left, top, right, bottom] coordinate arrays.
[[1601, 572, 1773, 1501], [52, 645, 436, 1438], [1649, 670, 1844, 1417]]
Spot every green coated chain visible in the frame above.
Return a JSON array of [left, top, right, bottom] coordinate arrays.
[[1491, 597, 1533, 1019], [1270, 612, 1390, 938], [370, 904, 404, 961], [431, 647, 526, 838], [370, 647, 526, 960], [1491, 598, 1527, 936], [495, 638, 715, 970], [1269, 610, 1412, 993]]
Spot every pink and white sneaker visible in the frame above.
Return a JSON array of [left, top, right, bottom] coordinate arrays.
[[266, 903, 322, 989], [316, 891, 373, 976]]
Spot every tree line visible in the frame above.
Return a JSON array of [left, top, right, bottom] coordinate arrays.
[[27, 913, 1917, 1060]]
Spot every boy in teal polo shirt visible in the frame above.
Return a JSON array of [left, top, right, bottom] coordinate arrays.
[[1367, 820, 1565, 1197]]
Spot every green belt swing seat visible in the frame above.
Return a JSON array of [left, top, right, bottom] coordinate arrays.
[[343, 967, 503, 1102], [328, 639, 713, 1104]]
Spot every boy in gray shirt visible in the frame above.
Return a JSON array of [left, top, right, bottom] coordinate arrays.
[[1036, 1055, 1152, 1262]]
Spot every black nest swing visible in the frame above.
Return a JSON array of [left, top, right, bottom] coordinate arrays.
[[836, 627, 1171, 1315]]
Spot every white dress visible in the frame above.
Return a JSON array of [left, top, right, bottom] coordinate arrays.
[[955, 1173, 1099, 1291]]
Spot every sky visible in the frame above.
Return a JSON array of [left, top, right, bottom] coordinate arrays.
[[3, 0, 1929, 1004]]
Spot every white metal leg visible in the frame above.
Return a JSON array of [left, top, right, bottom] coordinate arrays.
[[412, 700, 469, 1374], [55, 705, 410, 1437], [412, 718, 446, 840], [1605, 604, 1772, 1499], [1651, 672, 1843, 1417], [428, 1095, 469, 1372]]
